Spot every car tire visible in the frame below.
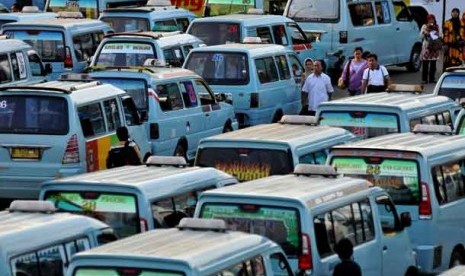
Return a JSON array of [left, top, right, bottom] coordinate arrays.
[[449, 249, 465, 268], [223, 123, 233, 133], [272, 110, 283, 123], [406, 44, 422, 72], [174, 143, 186, 160]]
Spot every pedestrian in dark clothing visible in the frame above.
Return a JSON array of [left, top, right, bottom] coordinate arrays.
[[333, 238, 362, 276], [106, 126, 142, 168]]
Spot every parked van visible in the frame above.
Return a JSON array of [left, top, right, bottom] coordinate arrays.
[[39, 156, 238, 238], [433, 66, 465, 104], [0, 6, 56, 29], [316, 88, 459, 139], [45, 0, 146, 19], [0, 78, 150, 201], [89, 31, 203, 68], [0, 200, 116, 276], [329, 130, 465, 273], [284, 0, 422, 77], [195, 115, 356, 181], [99, 5, 196, 33], [0, 37, 49, 87], [2, 17, 113, 80], [187, 14, 313, 64], [88, 66, 237, 160], [184, 43, 304, 127], [195, 165, 418, 275], [66, 218, 294, 275]]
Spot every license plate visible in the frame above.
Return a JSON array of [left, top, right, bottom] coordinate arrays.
[[11, 147, 40, 159]]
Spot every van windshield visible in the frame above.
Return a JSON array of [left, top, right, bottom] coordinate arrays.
[[196, 147, 293, 182], [331, 156, 420, 205], [286, 0, 339, 22], [0, 95, 68, 135], [44, 191, 140, 238], [437, 75, 465, 103], [96, 41, 156, 67], [74, 268, 184, 275], [46, 0, 98, 19], [101, 17, 150, 33], [319, 111, 399, 139], [188, 22, 240, 46], [200, 203, 301, 255], [93, 77, 148, 113], [4, 30, 65, 62], [184, 52, 249, 85]]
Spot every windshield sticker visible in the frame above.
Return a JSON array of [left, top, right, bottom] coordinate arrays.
[[47, 192, 136, 213], [212, 53, 224, 62], [320, 112, 398, 128], [215, 161, 270, 181], [101, 43, 153, 54]]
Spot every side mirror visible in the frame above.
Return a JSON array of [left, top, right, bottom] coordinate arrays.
[[400, 212, 412, 228], [44, 63, 53, 74]]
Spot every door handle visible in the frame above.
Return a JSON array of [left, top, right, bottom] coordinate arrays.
[[396, 27, 400, 31], [205, 113, 210, 117], [383, 245, 388, 251]]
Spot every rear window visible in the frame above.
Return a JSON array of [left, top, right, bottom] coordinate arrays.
[[5, 30, 65, 62], [331, 156, 420, 204], [185, 52, 249, 85], [437, 74, 465, 103], [101, 17, 150, 33], [94, 78, 148, 113], [196, 147, 293, 182], [0, 95, 68, 135], [200, 203, 301, 255], [188, 22, 240, 46], [74, 268, 184, 276], [96, 42, 156, 67], [44, 191, 140, 238], [319, 111, 399, 139]]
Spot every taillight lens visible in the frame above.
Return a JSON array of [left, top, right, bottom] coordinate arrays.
[[298, 233, 313, 270], [150, 123, 159, 139], [140, 218, 148, 232], [64, 47, 73, 69], [62, 134, 79, 164], [250, 93, 259, 108], [419, 181, 432, 219]]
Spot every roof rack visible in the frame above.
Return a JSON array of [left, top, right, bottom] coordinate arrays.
[[59, 73, 95, 82], [178, 218, 227, 232], [294, 164, 339, 178], [84, 65, 156, 74], [8, 200, 56, 213], [56, 11, 84, 18], [146, 156, 187, 167], [445, 65, 465, 72], [386, 83, 423, 94], [147, 0, 173, 6], [279, 115, 318, 125], [21, 6, 40, 13], [412, 124, 453, 135]]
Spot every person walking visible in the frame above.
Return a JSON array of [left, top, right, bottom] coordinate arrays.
[[420, 14, 441, 84], [106, 126, 142, 168], [443, 8, 464, 69], [301, 60, 334, 116], [339, 47, 368, 96], [360, 53, 391, 93], [333, 238, 362, 276]]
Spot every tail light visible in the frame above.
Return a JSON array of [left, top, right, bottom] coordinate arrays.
[[62, 134, 79, 164], [150, 123, 159, 139], [140, 218, 148, 232], [298, 233, 313, 271], [64, 47, 73, 69], [250, 93, 259, 108], [419, 181, 432, 219], [339, 31, 348, 44]]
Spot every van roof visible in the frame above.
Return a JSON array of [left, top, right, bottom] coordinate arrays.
[[200, 123, 355, 149], [41, 165, 235, 199], [0, 12, 56, 21], [191, 14, 293, 26], [101, 6, 193, 16], [201, 174, 371, 207], [190, 43, 287, 56], [89, 67, 199, 80], [331, 132, 465, 158], [0, 39, 31, 53], [0, 210, 107, 257], [2, 18, 108, 29], [317, 93, 456, 116], [71, 227, 277, 271]]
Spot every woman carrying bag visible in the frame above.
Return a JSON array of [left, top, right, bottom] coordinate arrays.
[[420, 14, 441, 84], [338, 47, 368, 96]]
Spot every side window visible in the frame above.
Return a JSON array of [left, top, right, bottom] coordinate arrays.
[[0, 54, 12, 83], [375, 195, 401, 235], [176, 18, 190, 32], [274, 55, 291, 80], [156, 83, 184, 111], [255, 57, 279, 84], [73, 33, 95, 62], [92, 32, 105, 52], [299, 150, 327, 165], [375, 2, 391, 24], [272, 25, 288, 46], [37, 244, 67, 275], [287, 23, 308, 45], [194, 79, 216, 106], [432, 160, 465, 204], [28, 52, 45, 77], [183, 45, 194, 56], [122, 96, 140, 126], [313, 199, 374, 258], [10, 252, 39, 276], [78, 103, 105, 137], [393, 0, 413, 22], [418, 112, 451, 126], [65, 238, 91, 260], [349, 3, 375, 26], [270, 253, 293, 275], [288, 54, 304, 86], [163, 47, 184, 67], [212, 256, 266, 276], [409, 118, 421, 130], [103, 98, 122, 131], [152, 191, 199, 227], [180, 81, 199, 108], [256, 26, 273, 43]]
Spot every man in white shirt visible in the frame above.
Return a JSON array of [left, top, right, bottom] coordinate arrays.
[[361, 53, 392, 93], [302, 60, 334, 115]]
